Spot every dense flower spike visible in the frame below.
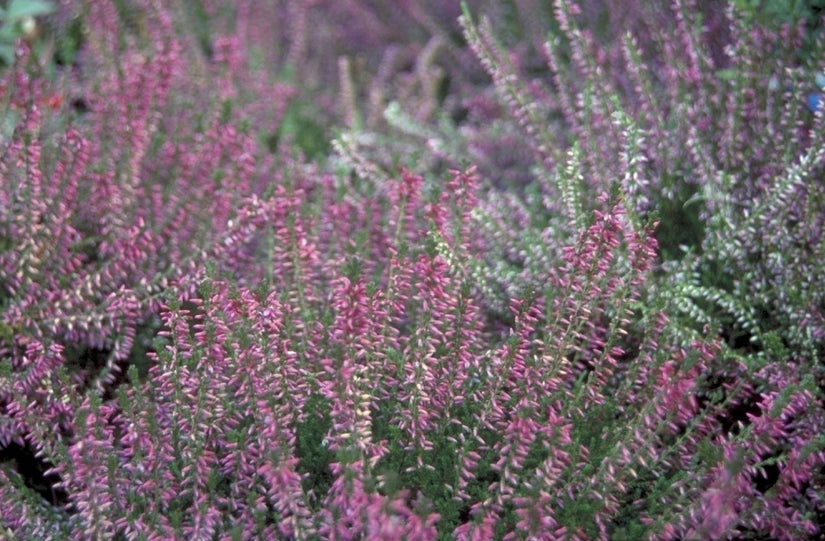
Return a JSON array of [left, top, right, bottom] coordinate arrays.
[[2, 1, 825, 539]]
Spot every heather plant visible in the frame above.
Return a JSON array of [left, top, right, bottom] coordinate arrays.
[[0, 0, 294, 505], [3, 0, 825, 540], [5, 164, 824, 538], [443, 0, 825, 364], [461, 1, 825, 534]]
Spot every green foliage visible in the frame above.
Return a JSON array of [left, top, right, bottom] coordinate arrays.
[[0, 0, 54, 64], [272, 100, 330, 161], [733, 0, 825, 29], [295, 394, 334, 511], [49, 9, 82, 69], [734, 0, 825, 65]]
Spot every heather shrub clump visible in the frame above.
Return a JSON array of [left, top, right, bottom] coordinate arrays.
[[0, 0, 281, 450], [454, 0, 825, 363], [2, 0, 825, 540]]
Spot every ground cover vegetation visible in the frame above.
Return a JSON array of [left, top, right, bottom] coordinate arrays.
[[2, 0, 825, 539]]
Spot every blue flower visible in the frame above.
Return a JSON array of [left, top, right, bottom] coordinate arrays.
[[807, 73, 825, 112], [807, 92, 823, 113]]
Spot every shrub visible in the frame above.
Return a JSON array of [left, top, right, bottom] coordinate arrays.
[[1, 0, 825, 540], [0, 0, 289, 513]]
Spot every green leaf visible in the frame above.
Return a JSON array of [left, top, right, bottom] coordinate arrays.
[[715, 68, 739, 82], [6, 0, 54, 20], [0, 22, 18, 41], [0, 43, 13, 65], [460, 1, 473, 23]]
